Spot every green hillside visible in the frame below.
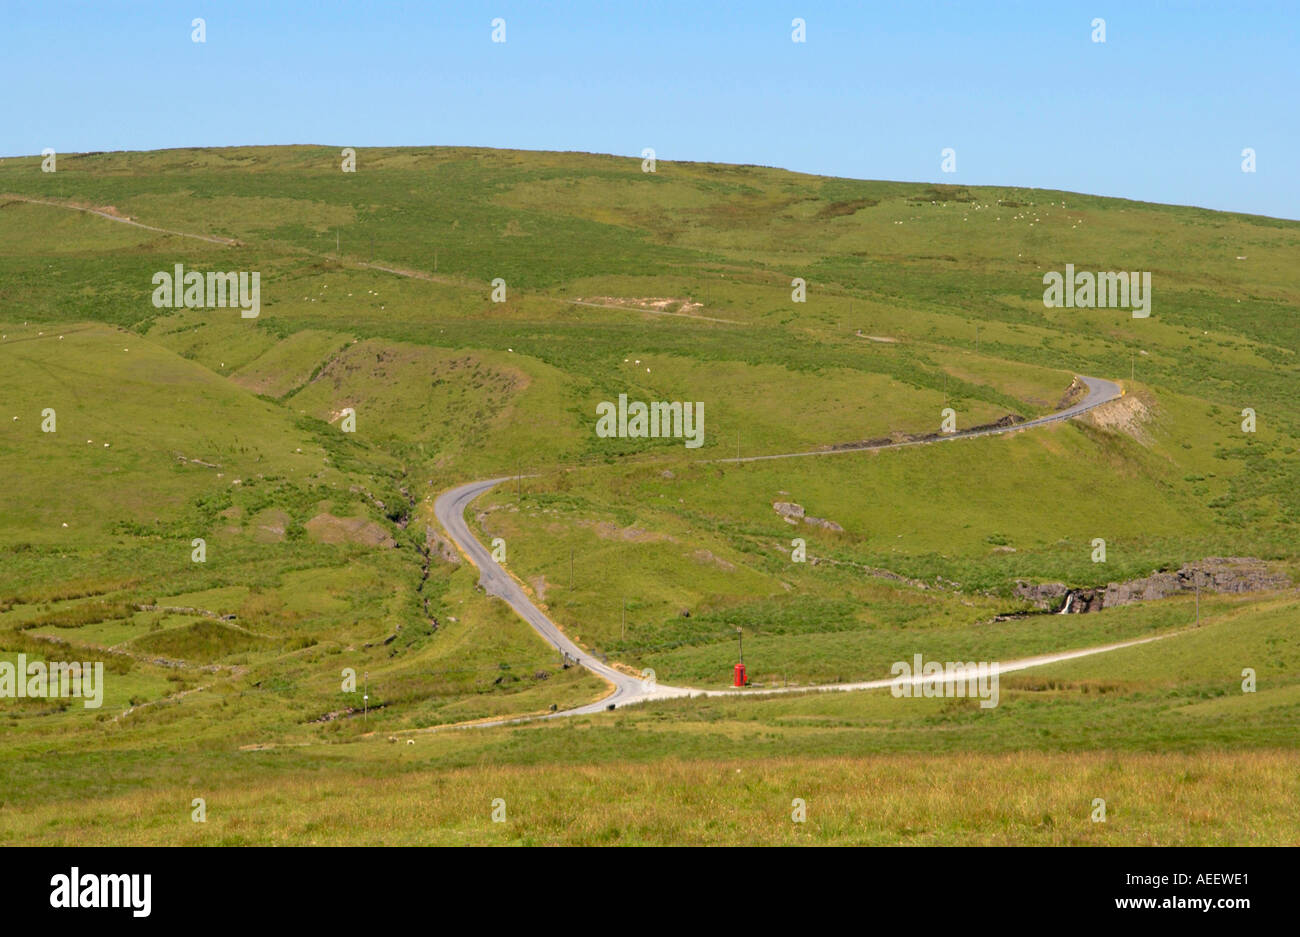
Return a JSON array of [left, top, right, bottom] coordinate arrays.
[[1, 146, 1297, 844]]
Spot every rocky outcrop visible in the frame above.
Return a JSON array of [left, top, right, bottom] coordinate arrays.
[[773, 501, 844, 532], [1015, 557, 1289, 613], [805, 516, 844, 532], [426, 525, 461, 565], [1104, 557, 1288, 604], [773, 501, 805, 523]]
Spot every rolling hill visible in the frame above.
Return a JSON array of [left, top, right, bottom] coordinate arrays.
[[1, 145, 1297, 844]]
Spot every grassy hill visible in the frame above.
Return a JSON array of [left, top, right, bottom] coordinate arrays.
[[1, 145, 1297, 844]]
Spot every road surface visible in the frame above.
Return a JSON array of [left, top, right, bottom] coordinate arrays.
[[3, 195, 1157, 731], [433, 374, 1157, 727], [434, 479, 695, 718], [714, 375, 1123, 463]]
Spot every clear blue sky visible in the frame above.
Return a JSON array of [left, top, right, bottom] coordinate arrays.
[[3, 0, 1296, 218]]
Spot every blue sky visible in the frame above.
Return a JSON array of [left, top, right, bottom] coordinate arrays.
[[3, 1, 1296, 218]]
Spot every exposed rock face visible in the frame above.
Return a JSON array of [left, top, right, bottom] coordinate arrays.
[[805, 516, 844, 532], [773, 501, 844, 532], [426, 526, 461, 565], [773, 501, 805, 523], [1015, 558, 1289, 613], [1079, 392, 1154, 445], [1013, 581, 1067, 607], [1055, 377, 1088, 410]]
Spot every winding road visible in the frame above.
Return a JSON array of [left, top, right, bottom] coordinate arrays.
[[715, 375, 1123, 463], [435, 479, 694, 716], [0, 196, 1175, 733], [435, 374, 1146, 726]]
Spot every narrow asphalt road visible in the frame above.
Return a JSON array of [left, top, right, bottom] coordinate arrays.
[[714, 375, 1123, 463], [433, 374, 1151, 728], [2, 197, 1158, 732], [434, 479, 695, 717]]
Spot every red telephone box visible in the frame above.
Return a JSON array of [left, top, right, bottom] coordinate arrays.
[[733, 662, 747, 687]]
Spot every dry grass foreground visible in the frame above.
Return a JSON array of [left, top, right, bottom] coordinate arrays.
[[5, 750, 1296, 845]]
